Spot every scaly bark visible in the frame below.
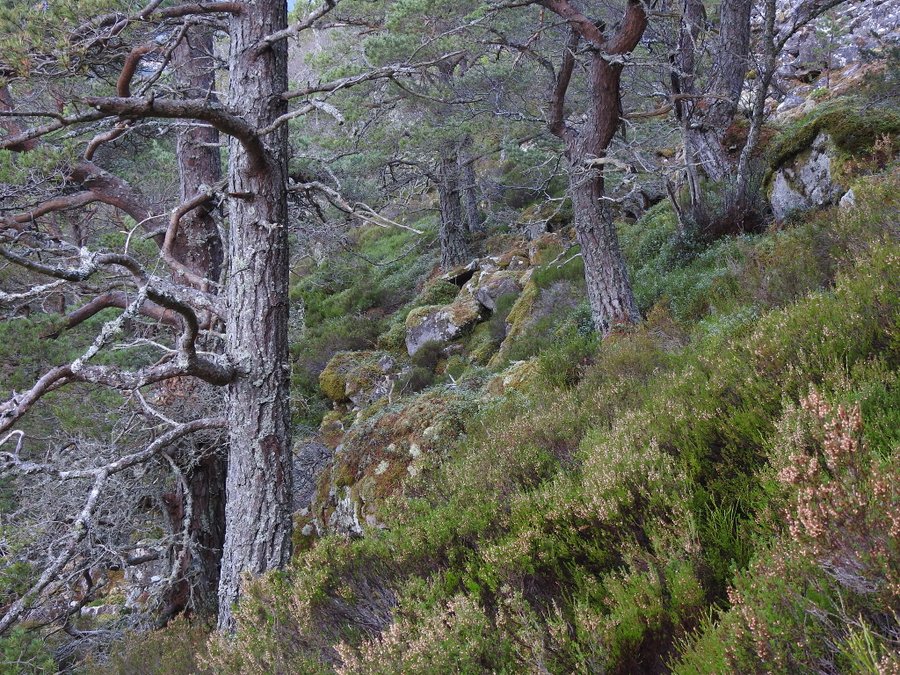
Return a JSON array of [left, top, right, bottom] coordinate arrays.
[[438, 152, 470, 269], [153, 21, 228, 622], [539, 0, 646, 333], [217, 0, 293, 630], [458, 137, 484, 232], [682, 0, 752, 181]]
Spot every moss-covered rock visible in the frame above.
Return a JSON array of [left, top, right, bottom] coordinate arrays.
[[462, 270, 523, 312], [319, 350, 400, 406], [485, 358, 540, 395], [768, 131, 847, 221], [415, 279, 461, 306], [405, 296, 483, 355], [489, 279, 539, 368], [768, 99, 900, 172], [311, 387, 478, 535]]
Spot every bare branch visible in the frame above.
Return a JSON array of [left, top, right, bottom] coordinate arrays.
[[255, 0, 338, 53], [548, 28, 580, 139], [0, 417, 226, 635], [82, 96, 267, 171]]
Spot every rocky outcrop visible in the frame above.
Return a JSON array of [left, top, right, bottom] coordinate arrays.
[[319, 350, 400, 406], [768, 132, 846, 221], [312, 388, 478, 536], [405, 296, 482, 356], [293, 439, 333, 512], [486, 358, 540, 395], [489, 279, 540, 368], [472, 271, 522, 311], [775, 0, 899, 85]]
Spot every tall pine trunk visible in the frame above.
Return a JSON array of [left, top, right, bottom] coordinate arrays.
[[681, 0, 752, 181], [569, 171, 639, 332], [218, 0, 293, 630], [438, 153, 470, 269], [458, 138, 483, 232], [565, 53, 640, 333], [160, 22, 227, 622]]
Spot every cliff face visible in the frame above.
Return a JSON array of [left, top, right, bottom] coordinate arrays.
[[772, 0, 899, 114]]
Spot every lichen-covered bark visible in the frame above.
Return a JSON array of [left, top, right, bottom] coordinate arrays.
[[217, 0, 293, 630], [682, 0, 753, 181], [569, 171, 640, 332], [540, 0, 644, 333], [172, 25, 224, 285], [157, 22, 228, 623]]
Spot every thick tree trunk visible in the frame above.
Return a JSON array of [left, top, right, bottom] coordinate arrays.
[[683, 0, 752, 181], [564, 52, 640, 333], [438, 153, 470, 269], [156, 24, 227, 622], [172, 27, 224, 284], [568, 158, 639, 333], [217, 0, 293, 630], [458, 138, 483, 232], [672, 0, 706, 224]]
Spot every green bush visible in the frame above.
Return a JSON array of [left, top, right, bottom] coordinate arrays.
[[410, 340, 443, 372], [0, 628, 54, 674], [85, 617, 214, 675]]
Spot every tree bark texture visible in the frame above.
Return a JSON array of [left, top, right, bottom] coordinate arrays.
[[438, 152, 470, 269], [682, 0, 752, 181], [218, 0, 293, 630], [539, 0, 645, 334], [154, 22, 228, 622], [564, 52, 641, 332], [567, 147, 640, 332], [458, 138, 484, 232], [172, 26, 225, 286]]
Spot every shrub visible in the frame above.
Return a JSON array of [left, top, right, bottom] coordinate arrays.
[[218, 186, 900, 674], [410, 340, 443, 372], [0, 627, 54, 674], [397, 366, 434, 394], [86, 618, 214, 675]]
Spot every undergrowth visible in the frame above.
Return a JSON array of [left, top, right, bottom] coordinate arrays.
[[201, 169, 900, 673]]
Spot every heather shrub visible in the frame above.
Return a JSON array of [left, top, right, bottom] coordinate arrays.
[[88, 617, 214, 675], [676, 378, 899, 673], [215, 183, 899, 673], [334, 592, 507, 674]]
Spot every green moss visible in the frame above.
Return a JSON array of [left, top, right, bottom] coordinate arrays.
[[488, 279, 539, 368], [466, 322, 498, 365], [376, 321, 407, 352], [768, 98, 900, 172], [416, 280, 460, 306], [318, 351, 386, 403], [531, 245, 585, 289], [405, 304, 440, 330]]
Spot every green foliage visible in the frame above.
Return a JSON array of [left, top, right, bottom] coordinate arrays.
[[291, 224, 437, 425], [530, 245, 585, 289], [224, 191, 898, 671], [410, 340, 443, 372], [203, 124, 900, 673], [397, 366, 435, 394], [0, 627, 54, 675], [85, 617, 215, 675]]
